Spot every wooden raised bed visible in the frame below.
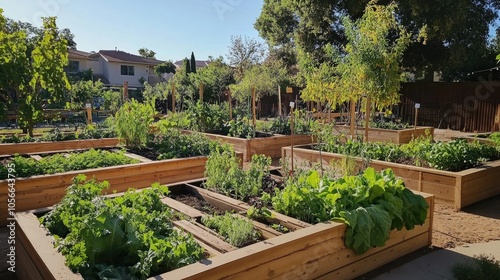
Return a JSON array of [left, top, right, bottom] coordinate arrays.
[[452, 135, 497, 146], [333, 125, 434, 144], [0, 138, 120, 156], [0, 156, 208, 226], [183, 130, 314, 161], [283, 145, 500, 210], [15, 180, 434, 280]]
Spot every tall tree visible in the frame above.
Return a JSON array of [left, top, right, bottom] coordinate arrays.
[[183, 58, 191, 75], [255, 0, 500, 81], [138, 47, 156, 58], [226, 35, 266, 80], [195, 56, 234, 103], [190, 52, 197, 74], [0, 10, 70, 136]]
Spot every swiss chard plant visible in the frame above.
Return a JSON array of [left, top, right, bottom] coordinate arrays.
[[271, 168, 429, 254], [40, 175, 204, 279]]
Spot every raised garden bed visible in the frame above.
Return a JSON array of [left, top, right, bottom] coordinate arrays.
[[0, 138, 120, 156], [15, 177, 434, 280], [183, 130, 314, 161], [334, 124, 434, 144], [282, 144, 500, 210]]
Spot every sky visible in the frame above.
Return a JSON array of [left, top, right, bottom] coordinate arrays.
[[0, 0, 265, 62]]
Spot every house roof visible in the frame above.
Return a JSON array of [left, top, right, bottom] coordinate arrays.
[[68, 49, 96, 60], [96, 50, 163, 65], [174, 60, 211, 69]]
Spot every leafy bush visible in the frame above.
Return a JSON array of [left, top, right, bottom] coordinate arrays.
[[226, 116, 255, 139], [114, 99, 156, 148], [156, 111, 192, 130], [40, 176, 203, 279], [271, 168, 429, 254], [0, 149, 138, 179], [488, 132, 500, 145], [186, 101, 229, 133], [266, 110, 315, 135], [452, 254, 500, 280], [367, 120, 411, 130], [148, 129, 226, 160], [201, 212, 261, 247], [204, 149, 271, 201]]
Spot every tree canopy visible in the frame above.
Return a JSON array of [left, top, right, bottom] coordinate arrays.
[[0, 10, 70, 135], [226, 35, 266, 80], [138, 47, 156, 58], [255, 0, 500, 81]]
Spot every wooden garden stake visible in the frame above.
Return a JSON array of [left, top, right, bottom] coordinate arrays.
[[414, 103, 420, 135], [278, 85, 282, 116], [350, 98, 356, 138], [171, 83, 176, 113], [290, 100, 295, 175], [85, 103, 92, 124], [252, 86, 256, 128], [365, 96, 371, 142], [199, 82, 204, 102], [123, 81, 129, 101], [228, 90, 232, 120]]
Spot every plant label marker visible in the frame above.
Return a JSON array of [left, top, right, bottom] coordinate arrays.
[[290, 101, 295, 174], [414, 103, 420, 135]]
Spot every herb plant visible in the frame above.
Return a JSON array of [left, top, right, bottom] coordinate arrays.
[[40, 176, 203, 279], [204, 149, 271, 201], [201, 212, 261, 247]]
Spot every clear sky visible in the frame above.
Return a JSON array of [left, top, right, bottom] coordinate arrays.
[[0, 0, 265, 62]]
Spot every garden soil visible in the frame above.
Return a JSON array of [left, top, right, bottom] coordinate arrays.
[[1, 129, 499, 279]]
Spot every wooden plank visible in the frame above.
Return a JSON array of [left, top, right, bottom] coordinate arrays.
[[30, 155, 43, 161], [161, 197, 204, 219], [173, 220, 237, 253], [123, 152, 152, 162], [0, 138, 120, 156]]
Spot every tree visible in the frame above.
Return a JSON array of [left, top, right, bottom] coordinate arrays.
[[255, 0, 500, 81], [195, 56, 234, 103], [184, 58, 191, 75], [138, 47, 156, 58], [142, 82, 170, 103], [0, 10, 70, 136], [226, 35, 266, 80], [190, 52, 197, 74], [154, 61, 176, 76], [300, 2, 410, 111], [65, 80, 107, 110]]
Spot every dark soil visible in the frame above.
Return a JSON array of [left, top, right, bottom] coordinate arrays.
[[127, 147, 159, 161], [170, 193, 225, 215]]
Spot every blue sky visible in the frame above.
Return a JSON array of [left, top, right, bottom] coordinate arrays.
[[1, 0, 265, 62]]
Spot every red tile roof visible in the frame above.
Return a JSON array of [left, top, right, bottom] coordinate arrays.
[[97, 50, 163, 65]]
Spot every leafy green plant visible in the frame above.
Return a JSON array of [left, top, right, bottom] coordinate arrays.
[[147, 129, 226, 160], [204, 149, 271, 201], [488, 132, 500, 145], [366, 120, 411, 130], [114, 99, 156, 148], [226, 116, 255, 139], [452, 254, 500, 280], [0, 149, 138, 179], [271, 168, 429, 254], [186, 101, 229, 133], [40, 175, 203, 279], [202, 212, 261, 247]]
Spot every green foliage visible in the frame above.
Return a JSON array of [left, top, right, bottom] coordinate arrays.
[[138, 47, 156, 58], [367, 120, 411, 130], [204, 149, 271, 201], [156, 111, 192, 130], [154, 61, 176, 76], [267, 110, 315, 135], [271, 168, 429, 254], [488, 132, 500, 145], [40, 176, 203, 279], [195, 56, 234, 103], [186, 101, 229, 133], [102, 90, 123, 113], [227, 116, 255, 139], [317, 135, 500, 172], [452, 254, 500, 280], [226, 35, 265, 80], [114, 99, 156, 148], [142, 82, 170, 103], [65, 80, 107, 110], [148, 129, 226, 160], [0, 149, 138, 179], [190, 52, 197, 74], [201, 212, 261, 247]]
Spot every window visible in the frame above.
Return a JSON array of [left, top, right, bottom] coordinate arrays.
[[64, 60, 79, 73], [121, 65, 135, 76]]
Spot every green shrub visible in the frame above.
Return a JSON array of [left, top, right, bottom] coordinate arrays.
[[114, 99, 156, 148], [202, 212, 261, 247], [452, 254, 500, 280]]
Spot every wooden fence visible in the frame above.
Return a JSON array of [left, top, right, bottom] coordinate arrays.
[[399, 82, 500, 132]]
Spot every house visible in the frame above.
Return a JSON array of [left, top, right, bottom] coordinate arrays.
[[67, 49, 164, 88]]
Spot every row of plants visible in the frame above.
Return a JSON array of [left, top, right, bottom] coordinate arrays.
[[0, 122, 116, 143], [40, 176, 204, 279], [0, 149, 138, 179], [203, 149, 428, 254], [314, 133, 500, 171]]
